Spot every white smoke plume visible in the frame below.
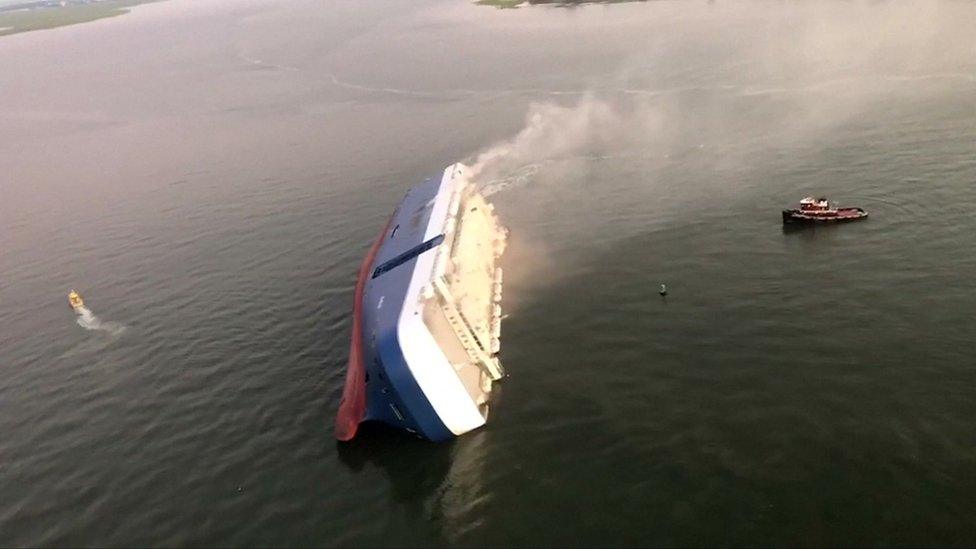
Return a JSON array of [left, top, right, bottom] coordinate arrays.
[[463, 1, 974, 199], [467, 96, 626, 196]]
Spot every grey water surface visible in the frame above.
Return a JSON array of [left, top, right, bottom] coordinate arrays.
[[2, 0, 975, 545]]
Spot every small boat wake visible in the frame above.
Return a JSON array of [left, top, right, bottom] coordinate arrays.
[[68, 291, 126, 335], [75, 306, 127, 336]]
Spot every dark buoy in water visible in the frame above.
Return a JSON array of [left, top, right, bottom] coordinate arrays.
[[659, 283, 668, 296]]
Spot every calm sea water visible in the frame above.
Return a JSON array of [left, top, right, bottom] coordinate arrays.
[[2, 0, 975, 545]]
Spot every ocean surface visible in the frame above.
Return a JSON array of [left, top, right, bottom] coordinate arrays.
[[2, 0, 975, 545]]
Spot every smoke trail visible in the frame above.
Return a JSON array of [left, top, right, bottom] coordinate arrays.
[[467, 96, 623, 195], [463, 0, 974, 199], [75, 306, 126, 336]]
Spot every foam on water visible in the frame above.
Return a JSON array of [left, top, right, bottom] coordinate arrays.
[[75, 306, 126, 336]]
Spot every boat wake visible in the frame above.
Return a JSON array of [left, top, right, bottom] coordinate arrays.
[[478, 163, 543, 197], [476, 152, 635, 198], [75, 307, 126, 336]]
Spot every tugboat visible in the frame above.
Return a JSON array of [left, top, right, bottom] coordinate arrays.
[[782, 197, 868, 225]]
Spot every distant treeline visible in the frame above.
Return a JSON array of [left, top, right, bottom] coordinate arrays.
[[477, 0, 648, 8], [0, 0, 164, 36]]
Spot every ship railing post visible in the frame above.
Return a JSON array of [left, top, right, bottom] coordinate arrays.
[[433, 278, 505, 380]]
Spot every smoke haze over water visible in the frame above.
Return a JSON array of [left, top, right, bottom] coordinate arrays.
[[465, 1, 975, 197]]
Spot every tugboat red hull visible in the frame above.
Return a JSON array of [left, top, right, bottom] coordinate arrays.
[[782, 207, 868, 225]]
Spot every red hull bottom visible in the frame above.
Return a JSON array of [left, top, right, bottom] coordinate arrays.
[[334, 219, 391, 441]]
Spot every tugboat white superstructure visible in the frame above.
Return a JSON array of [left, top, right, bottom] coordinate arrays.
[[335, 163, 507, 442]]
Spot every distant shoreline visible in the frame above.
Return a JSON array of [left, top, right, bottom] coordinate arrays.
[[476, 0, 647, 9], [0, 0, 164, 37]]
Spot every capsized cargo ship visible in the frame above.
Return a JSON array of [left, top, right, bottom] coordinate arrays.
[[335, 163, 507, 442]]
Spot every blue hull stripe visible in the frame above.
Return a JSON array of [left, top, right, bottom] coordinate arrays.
[[359, 176, 456, 441]]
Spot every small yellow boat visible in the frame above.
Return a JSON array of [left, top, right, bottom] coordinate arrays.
[[68, 290, 84, 311]]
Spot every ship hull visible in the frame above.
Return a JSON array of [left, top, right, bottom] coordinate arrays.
[[782, 208, 868, 224], [335, 164, 506, 442]]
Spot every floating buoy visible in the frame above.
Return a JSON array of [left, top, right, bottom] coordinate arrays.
[[659, 283, 667, 296]]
